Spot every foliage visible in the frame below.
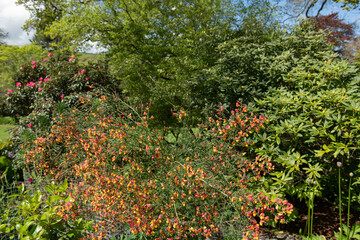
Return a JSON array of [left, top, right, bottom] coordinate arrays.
[[0, 179, 93, 239], [16, 0, 64, 50], [189, 22, 332, 117], [247, 36, 360, 204], [0, 156, 14, 183], [16, 0, 283, 127], [0, 43, 45, 93], [21, 91, 293, 239], [309, 13, 355, 55], [282, 0, 360, 18], [0, 117, 16, 125], [6, 52, 118, 118], [334, 223, 360, 239]]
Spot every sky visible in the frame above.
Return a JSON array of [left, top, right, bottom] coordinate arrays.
[[0, 0, 360, 47], [0, 0, 34, 46]]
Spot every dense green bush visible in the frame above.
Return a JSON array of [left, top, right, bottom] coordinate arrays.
[[247, 39, 360, 207], [189, 22, 334, 118]]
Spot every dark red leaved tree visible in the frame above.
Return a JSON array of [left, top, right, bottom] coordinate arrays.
[[310, 12, 355, 55]]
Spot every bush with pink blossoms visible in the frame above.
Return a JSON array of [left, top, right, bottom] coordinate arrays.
[[6, 53, 119, 118]]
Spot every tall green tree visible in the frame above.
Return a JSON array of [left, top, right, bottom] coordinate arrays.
[[16, 0, 64, 50], [23, 0, 235, 123], [17, 0, 282, 125]]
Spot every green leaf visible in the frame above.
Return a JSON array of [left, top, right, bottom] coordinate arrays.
[[49, 195, 62, 204], [0, 224, 7, 232], [45, 185, 55, 195], [329, 134, 336, 141], [19, 221, 34, 236], [33, 225, 45, 238], [58, 179, 68, 192]]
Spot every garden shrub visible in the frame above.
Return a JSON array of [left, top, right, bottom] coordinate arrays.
[[6, 53, 120, 171], [0, 179, 93, 239], [6, 53, 119, 118], [21, 91, 293, 239], [189, 22, 334, 118], [248, 48, 360, 207]]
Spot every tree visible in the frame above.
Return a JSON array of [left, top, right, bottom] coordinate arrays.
[[0, 28, 8, 45], [342, 36, 360, 61], [309, 12, 355, 55], [282, 0, 360, 18], [16, 0, 64, 50], [17, 0, 283, 126], [19, 0, 239, 123]]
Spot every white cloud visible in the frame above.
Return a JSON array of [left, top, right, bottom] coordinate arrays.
[[0, 0, 33, 46]]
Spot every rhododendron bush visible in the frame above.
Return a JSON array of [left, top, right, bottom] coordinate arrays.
[[22, 92, 293, 239], [6, 53, 117, 118]]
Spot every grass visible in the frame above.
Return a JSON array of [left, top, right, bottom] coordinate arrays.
[[0, 124, 15, 142]]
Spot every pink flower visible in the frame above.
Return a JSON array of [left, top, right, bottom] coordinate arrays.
[[44, 78, 50, 82], [74, 74, 77, 77], [79, 69, 85, 74], [43, 58, 47, 62], [26, 82, 36, 87], [16, 82, 21, 88], [31, 61, 36, 64], [48, 53, 52, 57], [28, 123, 32, 128], [6, 89, 14, 95], [72, 55, 76, 58], [38, 88, 42, 92], [39, 77, 43, 81], [28, 178, 34, 183], [32, 64, 36, 68], [69, 58, 73, 62], [60, 94, 64, 99], [98, 66, 101, 69], [86, 77, 89, 80]]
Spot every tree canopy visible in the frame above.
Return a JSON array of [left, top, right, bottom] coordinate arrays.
[[15, 0, 281, 124], [282, 0, 360, 18]]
